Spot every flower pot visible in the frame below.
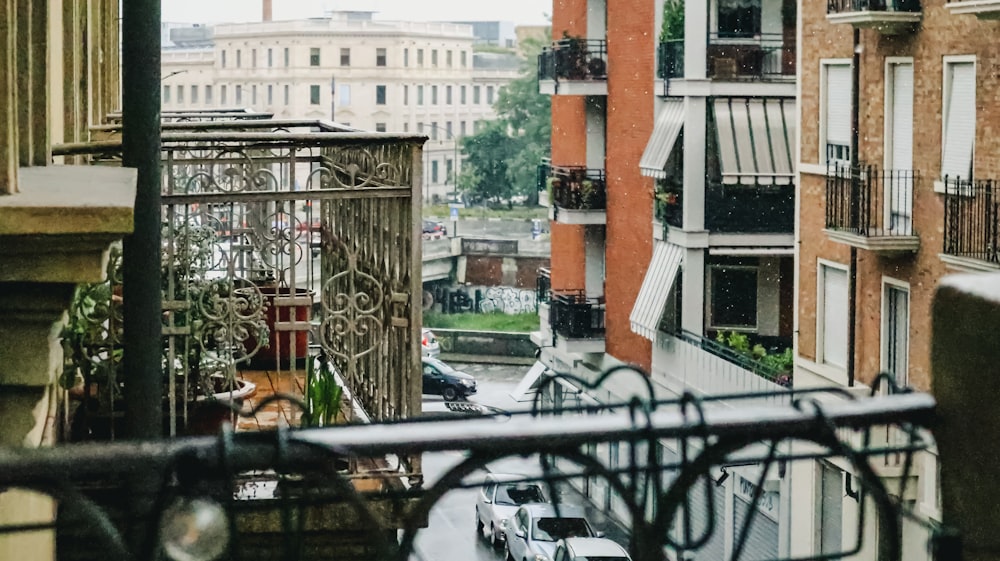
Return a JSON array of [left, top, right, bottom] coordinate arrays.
[[247, 286, 315, 368]]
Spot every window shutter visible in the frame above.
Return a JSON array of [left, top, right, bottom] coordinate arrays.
[[941, 62, 976, 181], [825, 64, 852, 147], [822, 266, 848, 368], [890, 63, 913, 170]]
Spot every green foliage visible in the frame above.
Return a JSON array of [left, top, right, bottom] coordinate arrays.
[[305, 356, 344, 427], [424, 311, 539, 332], [715, 330, 794, 379], [660, 0, 685, 42]]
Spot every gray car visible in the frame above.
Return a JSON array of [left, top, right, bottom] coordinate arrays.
[[503, 503, 598, 561], [476, 473, 548, 549]]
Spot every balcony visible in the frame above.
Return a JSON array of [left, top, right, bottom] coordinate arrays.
[[824, 163, 920, 254], [946, 0, 1000, 18], [942, 177, 1000, 271], [548, 165, 607, 225], [537, 38, 608, 96], [653, 183, 795, 235], [536, 267, 552, 305], [656, 35, 796, 85], [657, 40, 685, 80], [827, 0, 922, 34], [549, 290, 606, 353]]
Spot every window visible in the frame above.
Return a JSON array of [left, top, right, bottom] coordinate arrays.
[[818, 262, 849, 369], [417, 85, 424, 105], [268, 48, 273, 67], [461, 50, 467, 67], [446, 158, 454, 182], [823, 62, 852, 164], [403, 85, 409, 105], [163, 85, 171, 104], [310, 47, 321, 67], [267, 85, 273, 105], [221, 85, 227, 104], [340, 48, 350, 66], [376, 48, 387, 67], [403, 122, 409, 132], [818, 463, 843, 555], [235, 85, 242, 104], [236, 49, 242, 68], [886, 60, 914, 234], [417, 123, 424, 134], [486, 86, 495, 104], [252, 48, 257, 67], [205, 85, 213, 104], [460, 85, 467, 104], [191, 85, 198, 104], [717, 0, 761, 38], [221, 50, 226, 68], [882, 281, 909, 387], [375, 122, 387, 132], [431, 85, 438, 104], [284, 47, 289, 67], [376, 85, 386, 105], [431, 122, 438, 140], [432, 49, 438, 66], [942, 59, 976, 182], [446, 121, 453, 138], [339, 84, 351, 106], [310, 84, 320, 105], [446, 50, 453, 67], [404, 48, 409, 67], [709, 264, 757, 328], [446, 85, 453, 105], [417, 48, 424, 66], [251, 84, 257, 105], [283, 84, 289, 105], [177, 85, 184, 104], [432, 160, 439, 183], [460, 121, 466, 136], [473, 85, 481, 104]]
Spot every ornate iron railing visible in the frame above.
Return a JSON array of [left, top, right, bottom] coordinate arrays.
[[825, 163, 917, 237], [0, 368, 945, 561], [538, 38, 608, 82], [828, 0, 921, 13], [550, 165, 607, 211], [550, 290, 606, 339], [942, 177, 1000, 264]]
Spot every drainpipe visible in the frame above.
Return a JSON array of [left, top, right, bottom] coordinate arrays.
[[847, 28, 860, 387]]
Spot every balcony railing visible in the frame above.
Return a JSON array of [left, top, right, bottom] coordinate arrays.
[[538, 38, 608, 82], [657, 36, 796, 82], [943, 177, 1000, 265], [549, 290, 605, 339], [537, 267, 552, 304], [550, 165, 607, 211], [654, 184, 794, 234], [945, 0, 1000, 18], [827, 0, 922, 33], [679, 330, 792, 386], [828, 0, 921, 12], [825, 163, 918, 239]]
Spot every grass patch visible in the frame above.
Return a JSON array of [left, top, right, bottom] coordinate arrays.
[[424, 204, 549, 221], [424, 311, 539, 332]]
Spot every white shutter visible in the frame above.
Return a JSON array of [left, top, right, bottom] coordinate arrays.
[[825, 64, 852, 147], [822, 266, 848, 369], [941, 62, 976, 181], [889, 63, 914, 233]]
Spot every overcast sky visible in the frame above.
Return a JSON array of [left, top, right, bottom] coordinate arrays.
[[162, 0, 551, 26]]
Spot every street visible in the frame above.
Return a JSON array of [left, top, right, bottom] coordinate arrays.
[[411, 362, 629, 561]]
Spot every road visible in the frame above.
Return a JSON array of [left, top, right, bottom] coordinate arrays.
[[411, 362, 629, 561], [428, 218, 545, 240]]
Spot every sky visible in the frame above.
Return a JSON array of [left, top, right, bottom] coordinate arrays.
[[161, 0, 551, 26]]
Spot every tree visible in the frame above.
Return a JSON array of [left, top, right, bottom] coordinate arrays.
[[459, 33, 551, 206]]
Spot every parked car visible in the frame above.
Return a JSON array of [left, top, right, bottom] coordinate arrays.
[[421, 356, 476, 400], [422, 220, 447, 239], [476, 473, 548, 549], [553, 538, 631, 561], [422, 328, 440, 357], [503, 503, 599, 561]]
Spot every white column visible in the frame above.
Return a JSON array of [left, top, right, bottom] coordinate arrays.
[[682, 96, 706, 232], [680, 247, 704, 334], [684, 1, 708, 80]]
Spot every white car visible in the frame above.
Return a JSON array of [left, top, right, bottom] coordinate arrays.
[[476, 473, 548, 548], [552, 537, 631, 561], [421, 328, 440, 357], [503, 503, 599, 561]]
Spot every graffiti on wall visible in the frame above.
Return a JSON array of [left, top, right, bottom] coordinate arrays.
[[478, 286, 538, 314]]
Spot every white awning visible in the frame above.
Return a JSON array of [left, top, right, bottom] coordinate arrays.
[[714, 98, 796, 186], [509, 361, 548, 402], [639, 99, 685, 178], [629, 241, 684, 341]]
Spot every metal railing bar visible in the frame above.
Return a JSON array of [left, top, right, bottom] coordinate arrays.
[[161, 188, 412, 205]]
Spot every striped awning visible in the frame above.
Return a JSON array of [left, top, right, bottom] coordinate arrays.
[[639, 99, 685, 178], [714, 98, 796, 186], [629, 241, 684, 341]]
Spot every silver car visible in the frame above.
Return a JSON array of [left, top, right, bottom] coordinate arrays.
[[503, 503, 598, 561], [552, 537, 631, 561], [476, 474, 548, 548]]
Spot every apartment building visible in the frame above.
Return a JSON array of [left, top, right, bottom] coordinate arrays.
[[528, 0, 797, 556], [791, 0, 1000, 558], [160, 11, 519, 201]]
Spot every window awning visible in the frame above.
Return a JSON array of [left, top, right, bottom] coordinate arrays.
[[639, 99, 685, 178], [629, 241, 684, 341], [714, 98, 796, 186]]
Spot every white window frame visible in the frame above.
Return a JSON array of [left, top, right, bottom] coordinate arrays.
[[816, 259, 850, 371], [937, 55, 976, 193], [880, 277, 910, 389], [819, 59, 853, 166]]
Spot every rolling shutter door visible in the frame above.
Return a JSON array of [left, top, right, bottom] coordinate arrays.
[[825, 64, 852, 156], [941, 62, 975, 181], [822, 266, 848, 368], [732, 495, 780, 561]]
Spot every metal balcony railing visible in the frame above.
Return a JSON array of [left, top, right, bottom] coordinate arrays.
[[825, 163, 917, 237], [538, 38, 608, 82], [550, 165, 607, 211], [828, 0, 921, 13], [0, 368, 943, 561], [537, 267, 552, 304], [657, 36, 796, 82], [657, 40, 685, 80], [549, 290, 606, 339], [943, 177, 1000, 265], [707, 183, 796, 233], [678, 330, 792, 386]]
